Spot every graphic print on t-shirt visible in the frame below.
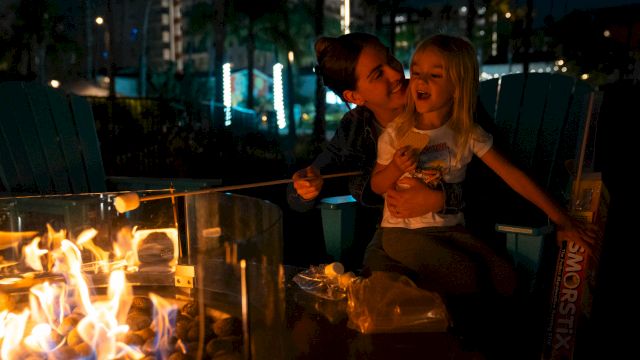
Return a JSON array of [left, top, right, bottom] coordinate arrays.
[[414, 142, 451, 185]]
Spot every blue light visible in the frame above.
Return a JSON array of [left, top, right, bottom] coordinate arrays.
[[130, 27, 139, 41]]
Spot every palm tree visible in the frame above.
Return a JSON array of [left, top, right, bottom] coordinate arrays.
[[229, 0, 316, 138], [139, 0, 152, 97], [229, 0, 285, 112], [185, 0, 228, 128], [213, 0, 228, 129], [7, 0, 71, 82], [260, 0, 316, 140], [313, 0, 326, 143], [362, 0, 401, 51], [85, 0, 94, 80]]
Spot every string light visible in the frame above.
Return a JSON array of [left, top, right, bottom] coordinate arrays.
[[273, 63, 286, 130], [341, 0, 350, 34], [223, 63, 232, 126]]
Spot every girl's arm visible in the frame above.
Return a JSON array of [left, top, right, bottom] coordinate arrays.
[[479, 147, 597, 252], [371, 145, 416, 195]]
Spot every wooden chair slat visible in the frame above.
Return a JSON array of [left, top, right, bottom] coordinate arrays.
[[478, 77, 499, 120], [513, 73, 552, 172], [24, 82, 71, 193], [44, 84, 91, 193], [0, 82, 39, 193], [494, 73, 526, 144], [69, 94, 107, 192], [535, 75, 575, 191]]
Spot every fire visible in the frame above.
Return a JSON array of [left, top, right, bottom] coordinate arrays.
[[0, 225, 179, 359], [76, 228, 111, 273], [0, 309, 29, 359], [149, 293, 177, 355], [22, 237, 48, 272]]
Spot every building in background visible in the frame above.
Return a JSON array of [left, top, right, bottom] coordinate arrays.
[[1, 1, 638, 100]]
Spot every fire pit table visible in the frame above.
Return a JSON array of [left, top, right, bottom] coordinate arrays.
[[0, 191, 285, 359]]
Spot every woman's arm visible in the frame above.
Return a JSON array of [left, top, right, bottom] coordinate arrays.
[[385, 177, 446, 218], [479, 147, 596, 252]]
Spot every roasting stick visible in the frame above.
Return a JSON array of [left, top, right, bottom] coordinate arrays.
[[570, 92, 596, 212], [114, 170, 362, 213]]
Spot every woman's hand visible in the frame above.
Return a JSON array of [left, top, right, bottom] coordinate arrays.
[[292, 166, 323, 201], [386, 177, 445, 218]]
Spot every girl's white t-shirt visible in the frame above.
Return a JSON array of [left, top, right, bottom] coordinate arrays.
[[376, 120, 492, 229]]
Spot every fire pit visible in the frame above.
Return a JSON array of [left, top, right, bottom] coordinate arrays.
[[0, 191, 285, 359]]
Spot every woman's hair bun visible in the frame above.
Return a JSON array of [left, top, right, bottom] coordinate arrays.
[[314, 36, 332, 57]]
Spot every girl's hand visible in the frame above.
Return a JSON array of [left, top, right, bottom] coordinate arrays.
[[392, 145, 417, 173], [293, 166, 323, 201], [555, 216, 600, 261]]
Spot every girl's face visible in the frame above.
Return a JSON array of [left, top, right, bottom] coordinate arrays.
[[410, 47, 456, 116], [351, 44, 407, 112]]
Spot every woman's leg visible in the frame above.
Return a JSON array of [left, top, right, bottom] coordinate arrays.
[[362, 227, 420, 281], [381, 226, 516, 296]]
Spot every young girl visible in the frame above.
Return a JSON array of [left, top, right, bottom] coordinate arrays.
[[371, 34, 594, 297]]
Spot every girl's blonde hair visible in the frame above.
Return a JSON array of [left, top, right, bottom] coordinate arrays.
[[396, 34, 482, 163]]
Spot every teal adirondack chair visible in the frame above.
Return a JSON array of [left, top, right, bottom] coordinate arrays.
[[466, 72, 601, 290], [0, 81, 221, 196]]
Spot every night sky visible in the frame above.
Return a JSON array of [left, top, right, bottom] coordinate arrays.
[[512, 0, 640, 22]]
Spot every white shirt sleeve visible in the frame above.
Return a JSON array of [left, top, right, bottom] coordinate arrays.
[[470, 123, 493, 157], [376, 128, 397, 166]]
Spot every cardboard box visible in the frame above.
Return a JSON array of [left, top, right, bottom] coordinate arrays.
[[542, 172, 608, 360]]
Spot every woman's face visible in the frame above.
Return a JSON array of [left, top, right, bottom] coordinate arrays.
[[351, 44, 407, 112], [409, 47, 455, 116]]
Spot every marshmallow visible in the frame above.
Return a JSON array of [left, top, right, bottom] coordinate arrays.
[[324, 262, 344, 277], [114, 193, 140, 213]]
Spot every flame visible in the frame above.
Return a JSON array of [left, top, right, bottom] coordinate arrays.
[[45, 224, 67, 272], [149, 292, 177, 355], [51, 240, 94, 315], [0, 225, 181, 359], [22, 236, 48, 271], [0, 308, 30, 360], [0, 230, 38, 251], [23, 323, 59, 352], [76, 228, 111, 273], [28, 280, 67, 330], [75, 269, 143, 360], [113, 225, 137, 271]]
